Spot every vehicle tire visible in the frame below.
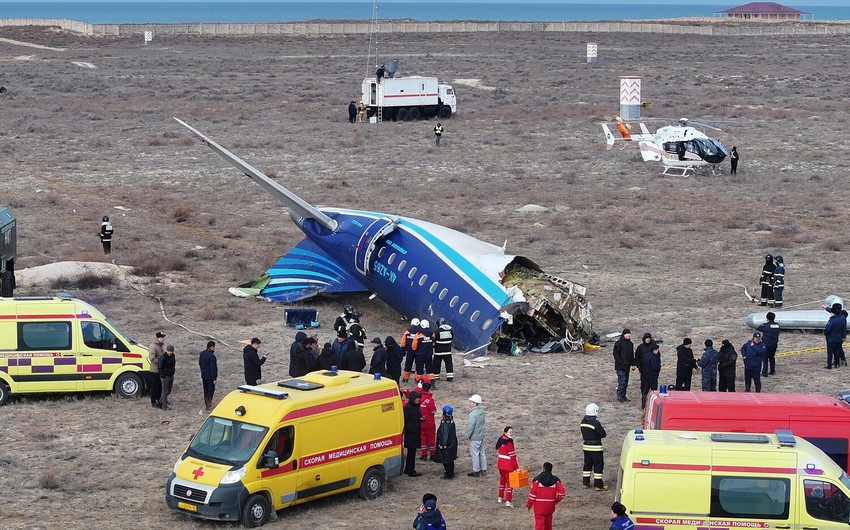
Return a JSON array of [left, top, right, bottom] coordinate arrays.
[[358, 467, 386, 500], [439, 106, 452, 120], [408, 107, 421, 121], [396, 108, 408, 122], [241, 493, 271, 528], [114, 372, 143, 399], [0, 382, 10, 406]]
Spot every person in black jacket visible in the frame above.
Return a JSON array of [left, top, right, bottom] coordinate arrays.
[[612, 329, 634, 403], [348, 101, 357, 124], [404, 391, 423, 477], [759, 253, 775, 307], [675, 338, 699, 391], [436, 405, 458, 479], [758, 312, 780, 376], [634, 332, 656, 369], [293, 336, 318, 377], [199, 341, 218, 410], [159, 344, 176, 411], [368, 337, 388, 377], [242, 337, 266, 385], [317, 342, 337, 371], [333, 305, 355, 336], [340, 342, 366, 372], [717, 339, 738, 392], [385, 335, 405, 384], [289, 331, 307, 377], [348, 310, 367, 352], [640, 343, 661, 409]]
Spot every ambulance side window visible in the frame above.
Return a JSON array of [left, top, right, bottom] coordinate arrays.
[[81, 321, 128, 352], [18, 322, 71, 350], [264, 426, 294, 463], [804, 479, 850, 522], [710, 476, 790, 519]]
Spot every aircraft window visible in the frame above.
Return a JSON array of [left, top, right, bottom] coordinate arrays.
[[459, 302, 469, 315], [398, 259, 406, 272], [377, 246, 386, 258], [439, 288, 448, 300], [429, 282, 439, 294], [450, 296, 459, 308], [408, 267, 417, 280], [481, 318, 493, 330], [470, 310, 480, 322], [418, 274, 428, 287], [388, 253, 396, 265]]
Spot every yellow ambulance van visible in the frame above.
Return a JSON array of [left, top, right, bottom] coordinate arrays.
[[0, 293, 150, 404], [618, 429, 850, 529], [165, 370, 404, 527]]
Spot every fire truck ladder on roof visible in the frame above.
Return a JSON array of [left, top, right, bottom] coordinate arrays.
[[377, 83, 383, 123]]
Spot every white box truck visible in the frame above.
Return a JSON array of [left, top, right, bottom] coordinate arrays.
[[361, 76, 456, 122]]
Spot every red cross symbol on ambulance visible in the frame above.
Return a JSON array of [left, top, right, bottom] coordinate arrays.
[[192, 466, 205, 480]]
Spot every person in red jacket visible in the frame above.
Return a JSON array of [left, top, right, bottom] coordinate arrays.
[[526, 462, 566, 530], [496, 426, 520, 508], [419, 382, 438, 461]]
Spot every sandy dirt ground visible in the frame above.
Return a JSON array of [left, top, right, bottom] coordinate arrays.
[[1, 23, 849, 530]]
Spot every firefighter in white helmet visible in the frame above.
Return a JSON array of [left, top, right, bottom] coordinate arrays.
[[580, 403, 608, 491]]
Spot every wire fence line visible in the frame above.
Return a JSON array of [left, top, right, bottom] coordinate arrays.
[[2, 18, 850, 37]]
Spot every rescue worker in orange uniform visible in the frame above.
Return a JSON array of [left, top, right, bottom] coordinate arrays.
[[413, 320, 435, 386]]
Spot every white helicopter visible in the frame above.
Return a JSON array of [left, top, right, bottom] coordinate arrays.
[[602, 117, 729, 176]]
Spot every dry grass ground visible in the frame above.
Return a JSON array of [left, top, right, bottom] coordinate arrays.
[[1, 23, 849, 530]]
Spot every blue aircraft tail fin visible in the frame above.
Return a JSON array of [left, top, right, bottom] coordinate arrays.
[[260, 238, 368, 303]]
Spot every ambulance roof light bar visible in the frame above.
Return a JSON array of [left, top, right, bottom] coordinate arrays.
[[237, 385, 289, 399], [775, 429, 797, 447]]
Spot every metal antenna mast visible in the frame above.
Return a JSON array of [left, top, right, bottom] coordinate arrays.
[[366, 0, 380, 76]]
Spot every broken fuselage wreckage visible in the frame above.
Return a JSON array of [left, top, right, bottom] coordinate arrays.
[[176, 118, 593, 353]]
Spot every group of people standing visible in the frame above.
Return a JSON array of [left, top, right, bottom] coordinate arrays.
[[612, 320, 788, 407], [146, 332, 219, 411], [758, 253, 786, 308]]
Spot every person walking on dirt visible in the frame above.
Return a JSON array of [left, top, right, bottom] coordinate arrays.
[[612, 328, 634, 403], [434, 123, 444, 146], [758, 312, 780, 376], [580, 403, 608, 491], [759, 254, 775, 307], [348, 101, 357, 123], [99, 215, 113, 255], [730, 146, 739, 174]]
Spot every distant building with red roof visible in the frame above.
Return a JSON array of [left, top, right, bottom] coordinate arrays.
[[716, 2, 811, 20]]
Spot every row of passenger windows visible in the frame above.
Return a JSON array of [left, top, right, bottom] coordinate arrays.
[[377, 245, 493, 330]]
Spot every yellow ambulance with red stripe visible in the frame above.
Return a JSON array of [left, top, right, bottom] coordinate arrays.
[[165, 369, 404, 527], [617, 429, 850, 529], [0, 293, 150, 404]]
